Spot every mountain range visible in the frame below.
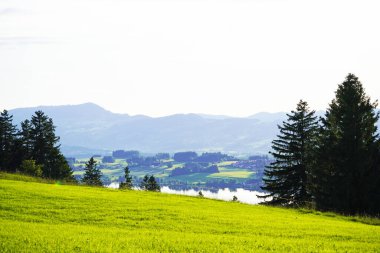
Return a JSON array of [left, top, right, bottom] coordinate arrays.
[[8, 103, 325, 157]]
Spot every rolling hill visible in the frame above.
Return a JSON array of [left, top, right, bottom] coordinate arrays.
[[1, 173, 379, 252]]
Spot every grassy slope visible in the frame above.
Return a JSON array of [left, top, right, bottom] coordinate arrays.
[[1, 175, 380, 252]]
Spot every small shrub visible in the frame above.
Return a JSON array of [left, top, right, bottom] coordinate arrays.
[[19, 160, 43, 177]]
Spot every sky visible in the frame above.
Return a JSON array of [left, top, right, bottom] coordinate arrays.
[[0, 0, 379, 117]]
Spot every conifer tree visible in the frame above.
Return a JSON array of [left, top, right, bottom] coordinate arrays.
[[369, 153, 380, 213], [140, 174, 149, 190], [19, 119, 33, 160], [29, 111, 59, 165], [5, 119, 35, 172], [82, 157, 103, 186], [45, 148, 73, 180], [147, 175, 160, 192], [119, 166, 133, 189], [312, 74, 379, 214], [140, 174, 160, 191], [27, 111, 73, 179], [261, 100, 319, 206], [0, 110, 17, 171]]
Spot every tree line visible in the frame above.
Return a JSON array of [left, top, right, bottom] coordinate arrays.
[[261, 74, 380, 215], [0, 109, 161, 191], [82, 156, 160, 191], [0, 110, 73, 180]]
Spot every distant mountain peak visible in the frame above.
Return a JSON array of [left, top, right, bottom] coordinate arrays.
[[75, 102, 103, 108], [248, 112, 287, 122], [196, 114, 234, 120]]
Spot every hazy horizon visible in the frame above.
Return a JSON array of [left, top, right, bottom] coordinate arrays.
[[1, 0, 379, 117], [6, 101, 293, 119]]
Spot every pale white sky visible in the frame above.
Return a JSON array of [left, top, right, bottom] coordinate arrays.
[[0, 0, 379, 117]]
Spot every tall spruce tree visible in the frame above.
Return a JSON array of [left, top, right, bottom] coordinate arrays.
[[261, 100, 319, 206], [0, 110, 17, 171], [119, 166, 133, 189], [312, 74, 379, 214], [9, 119, 34, 172], [82, 157, 103, 186], [0, 109, 73, 180], [27, 111, 73, 179], [29, 111, 59, 166], [19, 119, 33, 160]]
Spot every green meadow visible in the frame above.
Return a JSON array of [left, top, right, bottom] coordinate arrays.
[[1, 173, 380, 252]]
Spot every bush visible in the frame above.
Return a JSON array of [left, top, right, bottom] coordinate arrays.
[[19, 160, 43, 177]]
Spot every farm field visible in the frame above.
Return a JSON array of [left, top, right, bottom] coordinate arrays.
[[1, 174, 380, 252], [208, 166, 255, 179], [72, 158, 257, 186]]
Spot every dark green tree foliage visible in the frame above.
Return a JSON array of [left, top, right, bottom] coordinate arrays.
[[140, 174, 160, 191], [0, 110, 72, 179], [119, 166, 133, 189], [0, 110, 17, 171], [369, 153, 380, 213], [44, 148, 73, 180], [147, 175, 160, 191], [261, 100, 319, 206], [29, 111, 58, 164], [9, 119, 36, 171], [312, 74, 379, 214], [24, 111, 73, 179], [19, 120, 33, 158], [82, 157, 103, 186], [140, 175, 149, 190], [8, 120, 30, 170]]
